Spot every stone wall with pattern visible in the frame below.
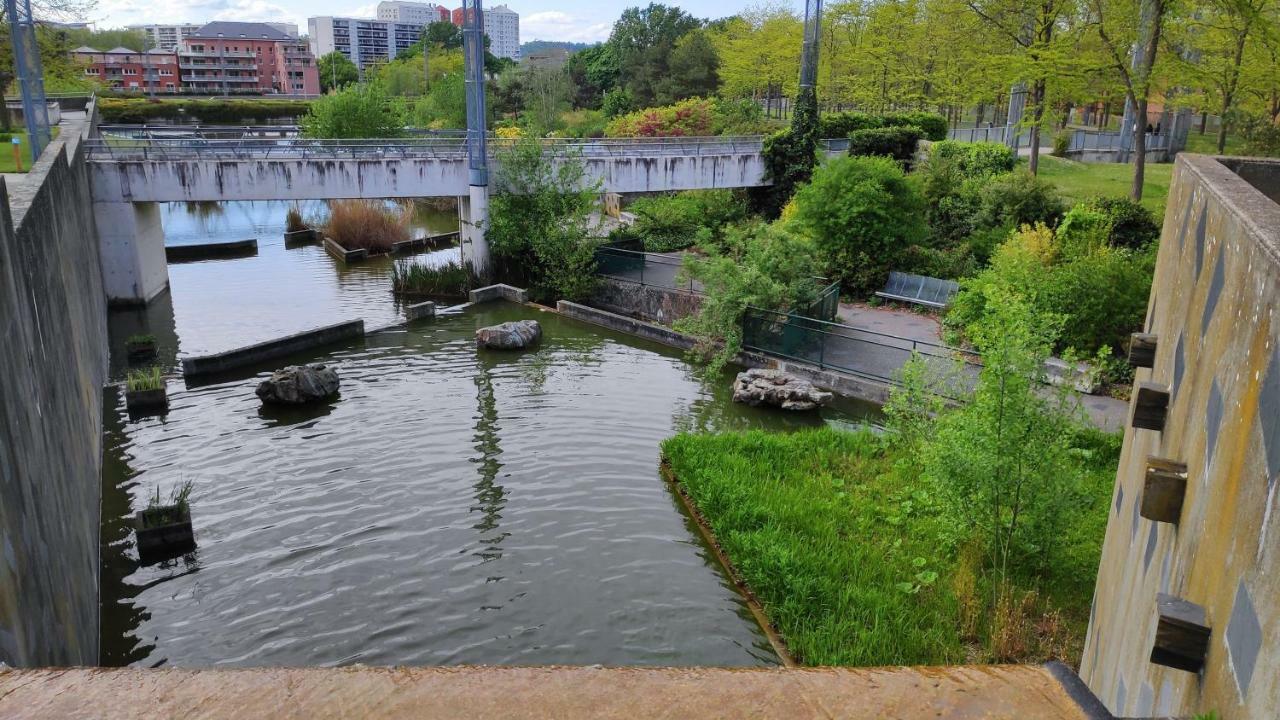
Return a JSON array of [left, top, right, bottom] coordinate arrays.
[[1081, 155, 1280, 718]]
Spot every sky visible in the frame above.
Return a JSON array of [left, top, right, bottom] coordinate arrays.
[[89, 0, 799, 45]]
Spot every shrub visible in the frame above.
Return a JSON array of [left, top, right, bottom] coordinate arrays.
[[1084, 197, 1160, 249], [601, 87, 634, 118], [622, 190, 749, 253], [711, 97, 774, 135], [559, 109, 607, 138], [883, 111, 948, 141], [898, 244, 978, 280], [391, 259, 473, 297], [929, 141, 1017, 177], [847, 125, 923, 166], [945, 223, 1153, 355], [791, 155, 927, 293], [487, 137, 600, 302], [675, 223, 823, 371], [976, 172, 1066, 230], [324, 200, 410, 253], [604, 97, 714, 137], [301, 83, 403, 139], [1052, 132, 1070, 157], [99, 98, 312, 124]]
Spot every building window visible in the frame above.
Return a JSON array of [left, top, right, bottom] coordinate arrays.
[[84, 67, 98, 74], [123, 68, 138, 75]]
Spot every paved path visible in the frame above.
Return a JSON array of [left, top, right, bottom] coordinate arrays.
[[837, 302, 1129, 431], [0, 665, 1101, 719]]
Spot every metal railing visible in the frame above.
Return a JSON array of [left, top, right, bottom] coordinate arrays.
[[85, 134, 770, 161], [742, 307, 982, 392], [1068, 129, 1169, 153], [595, 246, 702, 294]]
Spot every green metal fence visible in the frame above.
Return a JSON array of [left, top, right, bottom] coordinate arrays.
[[741, 307, 982, 393], [594, 246, 702, 293]]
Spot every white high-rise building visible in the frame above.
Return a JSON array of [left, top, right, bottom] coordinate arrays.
[[376, 1, 450, 25], [127, 24, 202, 51], [308, 16, 426, 70], [482, 4, 519, 61]]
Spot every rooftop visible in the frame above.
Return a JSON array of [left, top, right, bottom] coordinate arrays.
[[189, 21, 293, 41]]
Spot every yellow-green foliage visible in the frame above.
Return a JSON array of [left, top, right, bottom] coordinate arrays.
[[126, 367, 164, 393]]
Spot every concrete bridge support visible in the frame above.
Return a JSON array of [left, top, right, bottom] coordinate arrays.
[[457, 186, 491, 281], [92, 200, 169, 305]]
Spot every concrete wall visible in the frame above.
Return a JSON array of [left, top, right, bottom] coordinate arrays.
[[87, 152, 768, 203], [1081, 154, 1280, 718], [0, 110, 108, 666], [588, 278, 703, 326]]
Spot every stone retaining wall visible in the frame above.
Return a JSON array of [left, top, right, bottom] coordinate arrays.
[[0, 107, 107, 666]]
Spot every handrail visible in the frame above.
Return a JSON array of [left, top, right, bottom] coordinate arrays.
[[743, 305, 981, 364]]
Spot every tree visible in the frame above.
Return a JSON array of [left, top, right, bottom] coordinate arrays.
[[1181, 0, 1278, 152], [486, 138, 601, 302], [966, 0, 1079, 175], [301, 82, 403, 138], [790, 155, 928, 293], [1089, 0, 1173, 200], [609, 3, 703, 106], [659, 28, 720, 103], [408, 73, 466, 128], [424, 20, 463, 50], [565, 43, 619, 109], [317, 51, 358, 93], [519, 65, 572, 132]]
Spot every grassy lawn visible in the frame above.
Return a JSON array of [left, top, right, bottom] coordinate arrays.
[[662, 426, 1118, 667], [1183, 131, 1248, 156], [1033, 154, 1173, 218], [0, 127, 62, 173]]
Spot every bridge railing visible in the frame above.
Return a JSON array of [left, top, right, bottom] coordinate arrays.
[[85, 135, 769, 161]]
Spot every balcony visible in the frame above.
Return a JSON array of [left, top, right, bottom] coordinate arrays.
[[179, 61, 258, 71], [178, 49, 256, 59], [181, 75, 261, 83]]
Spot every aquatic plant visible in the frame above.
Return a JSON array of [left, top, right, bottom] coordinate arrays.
[[391, 259, 473, 298], [126, 366, 164, 393], [125, 333, 156, 346], [147, 479, 194, 512], [285, 206, 308, 234], [324, 200, 410, 253]]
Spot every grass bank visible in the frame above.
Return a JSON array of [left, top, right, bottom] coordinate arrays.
[[0, 128, 62, 173], [1033, 155, 1173, 217], [661, 426, 1118, 667]]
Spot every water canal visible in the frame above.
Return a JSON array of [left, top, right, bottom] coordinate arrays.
[[100, 202, 879, 668]]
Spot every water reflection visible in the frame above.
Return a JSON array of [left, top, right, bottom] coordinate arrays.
[[470, 363, 509, 564]]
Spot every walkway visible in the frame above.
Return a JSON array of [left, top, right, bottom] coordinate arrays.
[[839, 301, 1129, 431], [0, 665, 1103, 719]]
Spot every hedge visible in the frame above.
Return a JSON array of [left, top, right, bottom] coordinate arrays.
[[847, 125, 923, 166], [929, 140, 1017, 177], [818, 111, 947, 141], [99, 98, 313, 124]]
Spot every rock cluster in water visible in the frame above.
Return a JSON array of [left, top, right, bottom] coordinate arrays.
[[476, 320, 542, 350], [731, 368, 832, 411], [256, 364, 340, 405]]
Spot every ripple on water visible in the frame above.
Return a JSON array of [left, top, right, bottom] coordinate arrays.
[[101, 303, 879, 668]]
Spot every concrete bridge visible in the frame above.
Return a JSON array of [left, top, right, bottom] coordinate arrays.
[[85, 132, 774, 304]]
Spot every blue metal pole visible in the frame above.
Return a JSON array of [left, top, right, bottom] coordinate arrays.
[[5, 0, 52, 163]]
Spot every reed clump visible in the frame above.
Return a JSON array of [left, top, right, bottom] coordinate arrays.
[[325, 200, 410, 253]]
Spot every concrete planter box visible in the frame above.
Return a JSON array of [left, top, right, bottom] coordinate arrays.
[[165, 239, 258, 263], [392, 231, 460, 255], [125, 387, 168, 415], [134, 505, 195, 563], [405, 301, 436, 321], [283, 228, 317, 247], [125, 339, 157, 363], [323, 236, 368, 263]]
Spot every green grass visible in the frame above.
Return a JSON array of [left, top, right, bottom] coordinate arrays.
[[662, 427, 963, 665], [125, 366, 164, 393], [1032, 155, 1173, 217], [1183, 131, 1247, 156], [0, 128, 62, 173], [662, 426, 1119, 667]]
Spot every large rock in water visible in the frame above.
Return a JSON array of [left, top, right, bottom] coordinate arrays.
[[476, 320, 542, 350], [732, 368, 833, 411], [256, 364, 340, 405]]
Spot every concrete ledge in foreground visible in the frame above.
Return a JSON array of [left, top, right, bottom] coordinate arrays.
[[181, 319, 364, 377], [0, 665, 1107, 720]]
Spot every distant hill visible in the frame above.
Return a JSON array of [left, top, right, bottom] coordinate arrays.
[[520, 40, 592, 57]]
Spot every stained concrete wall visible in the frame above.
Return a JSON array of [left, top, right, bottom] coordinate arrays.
[[0, 110, 108, 666], [1081, 154, 1280, 718], [87, 152, 767, 203], [588, 278, 703, 326]]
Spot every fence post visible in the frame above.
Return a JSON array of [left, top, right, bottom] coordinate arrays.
[[819, 330, 826, 368]]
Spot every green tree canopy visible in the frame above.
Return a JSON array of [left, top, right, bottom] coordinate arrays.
[[609, 3, 704, 105], [301, 82, 403, 138], [317, 52, 359, 93]]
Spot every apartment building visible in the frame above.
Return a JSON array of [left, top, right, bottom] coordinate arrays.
[[376, 1, 450, 25], [449, 4, 519, 59], [73, 46, 181, 92], [126, 24, 202, 51], [307, 16, 426, 70], [177, 22, 319, 95]]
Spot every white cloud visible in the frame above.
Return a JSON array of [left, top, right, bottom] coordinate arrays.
[[521, 11, 610, 43]]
